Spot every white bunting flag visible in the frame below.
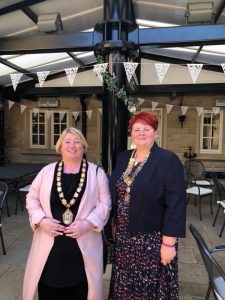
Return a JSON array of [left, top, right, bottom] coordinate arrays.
[[59, 112, 66, 122], [137, 98, 145, 105], [8, 100, 15, 110], [123, 62, 138, 82], [187, 64, 203, 83], [93, 63, 108, 82], [166, 104, 173, 114], [32, 108, 39, 117], [20, 104, 26, 114], [65, 67, 78, 86], [152, 101, 158, 111], [10, 73, 23, 91], [221, 63, 225, 73], [213, 107, 220, 115], [86, 110, 93, 120], [155, 63, 170, 83], [37, 71, 50, 87], [196, 107, 204, 117], [98, 108, 102, 114], [181, 106, 188, 115], [72, 111, 79, 121], [46, 111, 52, 120]]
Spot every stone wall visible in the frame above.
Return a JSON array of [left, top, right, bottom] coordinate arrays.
[[3, 93, 225, 170]]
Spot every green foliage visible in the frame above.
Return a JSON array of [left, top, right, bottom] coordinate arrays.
[[97, 56, 139, 115]]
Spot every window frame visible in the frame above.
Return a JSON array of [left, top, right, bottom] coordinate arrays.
[[30, 110, 47, 148], [50, 110, 69, 149], [200, 109, 223, 154]]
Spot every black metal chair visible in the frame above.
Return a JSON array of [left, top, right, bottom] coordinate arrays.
[[184, 166, 213, 220], [212, 177, 225, 237], [189, 224, 225, 300], [0, 181, 8, 255], [185, 159, 215, 189]]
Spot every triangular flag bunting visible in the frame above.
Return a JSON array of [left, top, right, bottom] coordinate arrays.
[[72, 112, 79, 121], [20, 104, 26, 114], [93, 63, 108, 82], [155, 63, 170, 83], [166, 104, 173, 114], [37, 71, 50, 87], [46, 111, 52, 120], [8, 100, 15, 110], [137, 98, 145, 105], [98, 108, 102, 114], [10, 73, 23, 91], [123, 62, 138, 82], [152, 101, 158, 111], [212, 107, 220, 115], [32, 108, 39, 117], [196, 107, 204, 117], [181, 106, 188, 115], [59, 112, 66, 122], [86, 110, 92, 119], [221, 63, 225, 73], [65, 67, 78, 86], [187, 64, 203, 83]]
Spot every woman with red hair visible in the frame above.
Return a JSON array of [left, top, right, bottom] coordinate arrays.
[[109, 111, 186, 299]]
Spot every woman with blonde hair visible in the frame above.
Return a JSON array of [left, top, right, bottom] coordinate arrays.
[[23, 127, 111, 300]]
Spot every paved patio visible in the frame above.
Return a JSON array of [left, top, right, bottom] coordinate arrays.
[[1, 189, 225, 300]]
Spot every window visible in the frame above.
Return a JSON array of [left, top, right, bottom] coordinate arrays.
[[30, 111, 47, 148], [51, 111, 69, 148], [200, 110, 223, 153]]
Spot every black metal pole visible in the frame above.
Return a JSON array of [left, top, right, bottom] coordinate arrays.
[[99, 0, 137, 174], [0, 96, 4, 165]]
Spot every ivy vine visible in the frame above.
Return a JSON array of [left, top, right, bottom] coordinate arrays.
[[97, 56, 139, 115]]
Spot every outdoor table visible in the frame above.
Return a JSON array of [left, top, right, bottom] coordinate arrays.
[[0, 163, 45, 215]]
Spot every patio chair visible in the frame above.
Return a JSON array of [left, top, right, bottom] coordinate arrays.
[[0, 181, 8, 255], [184, 159, 215, 190], [212, 177, 225, 237], [184, 166, 213, 220], [189, 224, 225, 300]]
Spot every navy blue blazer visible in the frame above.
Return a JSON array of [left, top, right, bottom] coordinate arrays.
[[109, 143, 187, 237]]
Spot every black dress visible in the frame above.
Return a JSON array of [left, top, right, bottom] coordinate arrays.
[[109, 164, 179, 300], [39, 161, 88, 288]]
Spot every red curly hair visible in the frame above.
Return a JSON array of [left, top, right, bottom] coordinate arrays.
[[129, 111, 159, 132]]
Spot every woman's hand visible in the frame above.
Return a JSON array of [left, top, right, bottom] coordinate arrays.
[[64, 219, 92, 238], [39, 217, 66, 237], [160, 244, 176, 266]]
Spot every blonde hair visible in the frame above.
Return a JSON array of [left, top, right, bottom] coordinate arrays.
[[55, 127, 88, 154]]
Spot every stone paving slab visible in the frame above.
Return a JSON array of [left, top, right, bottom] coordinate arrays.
[[1, 192, 225, 299]]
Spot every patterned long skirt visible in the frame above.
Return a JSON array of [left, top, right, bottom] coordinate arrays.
[[108, 181, 179, 299]]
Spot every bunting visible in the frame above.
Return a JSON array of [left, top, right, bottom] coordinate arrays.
[[86, 110, 93, 119], [166, 104, 173, 114], [8, 100, 15, 110], [181, 106, 188, 115], [213, 107, 220, 115], [123, 62, 138, 82], [10, 73, 23, 91], [65, 67, 78, 86], [37, 71, 50, 87], [187, 64, 203, 83], [72, 111, 79, 121], [20, 104, 26, 114], [93, 63, 108, 82], [155, 63, 170, 83], [151, 101, 158, 111], [196, 107, 204, 117]]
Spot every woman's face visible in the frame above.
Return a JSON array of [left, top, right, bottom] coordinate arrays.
[[60, 132, 84, 161], [131, 121, 157, 149]]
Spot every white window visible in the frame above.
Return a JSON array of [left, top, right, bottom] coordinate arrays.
[[30, 111, 47, 148], [51, 111, 69, 148], [200, 110, 223, 153]]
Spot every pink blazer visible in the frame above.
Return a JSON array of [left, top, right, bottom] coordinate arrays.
[[23, 162, 111, 300]]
